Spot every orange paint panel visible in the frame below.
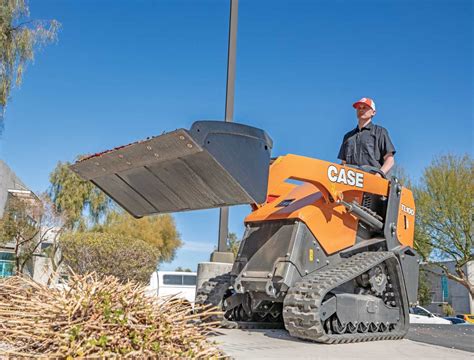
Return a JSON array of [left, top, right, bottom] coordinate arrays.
[[265, 155, 389, 203], [245, 154, 395, 255], [246, 181, 363, 254], [397, 187, 416, 248], [267, 181, 295, 199]]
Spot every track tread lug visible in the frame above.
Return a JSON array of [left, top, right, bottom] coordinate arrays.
[[282, 251, 410, 344]]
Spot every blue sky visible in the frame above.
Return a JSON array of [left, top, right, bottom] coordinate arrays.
[[0, 0, 472, 271]]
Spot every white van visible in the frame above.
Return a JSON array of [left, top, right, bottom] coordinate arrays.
[[409, 305, 451, 325], [147, 271, 197, 305]]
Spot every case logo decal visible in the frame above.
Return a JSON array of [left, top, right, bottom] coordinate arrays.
[[327, 165, 364, 188]]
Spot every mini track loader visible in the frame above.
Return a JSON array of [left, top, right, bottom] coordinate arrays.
[[71, 121, 419, 344]]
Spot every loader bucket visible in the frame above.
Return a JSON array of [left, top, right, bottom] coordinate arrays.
[[70, 121, 273, 218]]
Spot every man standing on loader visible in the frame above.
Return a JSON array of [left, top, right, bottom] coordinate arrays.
[[338, 97, 396, 177]]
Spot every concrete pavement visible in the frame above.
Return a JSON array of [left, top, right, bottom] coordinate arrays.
[[212, 328, 474, 360], [408, 324, 474, 352]]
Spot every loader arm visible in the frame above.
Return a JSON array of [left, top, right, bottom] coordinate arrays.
[[265, 154, 389, 205]]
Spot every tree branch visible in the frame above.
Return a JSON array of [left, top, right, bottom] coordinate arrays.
[[427, 262, 474, 297], [428, 241, 459, 262], [17, 229, 40, 246]]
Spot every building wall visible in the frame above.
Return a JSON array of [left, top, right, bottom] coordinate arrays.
[[32, 227, 62, 285], [1, 160, 44, 281], [0, 160, 27, 218], [423, 261, 473, 314], [33, 255, 53, 284], [0, 160, 25, 277]]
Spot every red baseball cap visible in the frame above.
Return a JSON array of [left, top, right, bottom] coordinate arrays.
[[353, 97, 376, 111]]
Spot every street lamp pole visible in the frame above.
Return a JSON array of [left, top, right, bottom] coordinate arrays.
[[217, 0, 239, 254]]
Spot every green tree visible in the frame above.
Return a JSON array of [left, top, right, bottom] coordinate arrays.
[[417, 270, 432, 306], [442, 303, 455, 316], [227, 232, 241, 258], [96, 211, 181, 264], [60, 231, 161, 283], [49, 160, 111, 229], [175, 267, 192, 272], [49, 162, 181, 278], [0, 193, 39, 273], [415, 154, 473, 297], [0, 0, 59, 124], [0, 192, 63, 275], [48, 162, 182, 278]]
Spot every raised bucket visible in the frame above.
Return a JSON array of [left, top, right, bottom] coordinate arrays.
[[70, 121, 273, 217]]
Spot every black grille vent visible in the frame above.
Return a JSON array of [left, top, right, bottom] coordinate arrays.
[[240, 220, 296, 272], [362, 194, 372, 208]]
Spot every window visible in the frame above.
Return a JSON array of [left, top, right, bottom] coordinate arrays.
[[0, 252, 15, 278], [412, 307, 430, 317], [162, 274, 197, 286], [441, 275, 449, 300], [26, 215, 37, 227], [163, 274, 196, 286], [183, 275, 197, 286], [163, 275, 183, 285]]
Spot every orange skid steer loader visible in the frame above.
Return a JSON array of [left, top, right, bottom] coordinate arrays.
[[71, 121, 419, 343]]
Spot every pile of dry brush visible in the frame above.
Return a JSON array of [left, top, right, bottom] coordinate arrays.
[[0, 273, 223, 358]]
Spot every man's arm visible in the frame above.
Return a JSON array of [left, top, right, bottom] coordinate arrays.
[[338, 134, 348, 165], [377, 127, 396, 177], [379, 152, 395, 176]]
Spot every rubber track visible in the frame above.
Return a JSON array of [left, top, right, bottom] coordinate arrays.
[[283, 251, 408, 344], [195, 273, 231, 322]]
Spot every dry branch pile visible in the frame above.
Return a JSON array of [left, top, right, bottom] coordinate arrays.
[[0, 274, 223, 358]]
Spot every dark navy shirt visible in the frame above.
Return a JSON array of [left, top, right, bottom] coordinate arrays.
[[337, 122, 396, 169]]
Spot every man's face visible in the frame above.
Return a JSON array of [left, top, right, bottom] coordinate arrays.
[[356, 103, 375, 121]]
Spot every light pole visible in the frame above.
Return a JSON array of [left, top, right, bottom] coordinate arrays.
[[196, 0, 240, 289], [216, 0, 239, 259]]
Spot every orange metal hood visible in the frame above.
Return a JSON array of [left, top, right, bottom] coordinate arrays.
[[245, 182, 363, 255]]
